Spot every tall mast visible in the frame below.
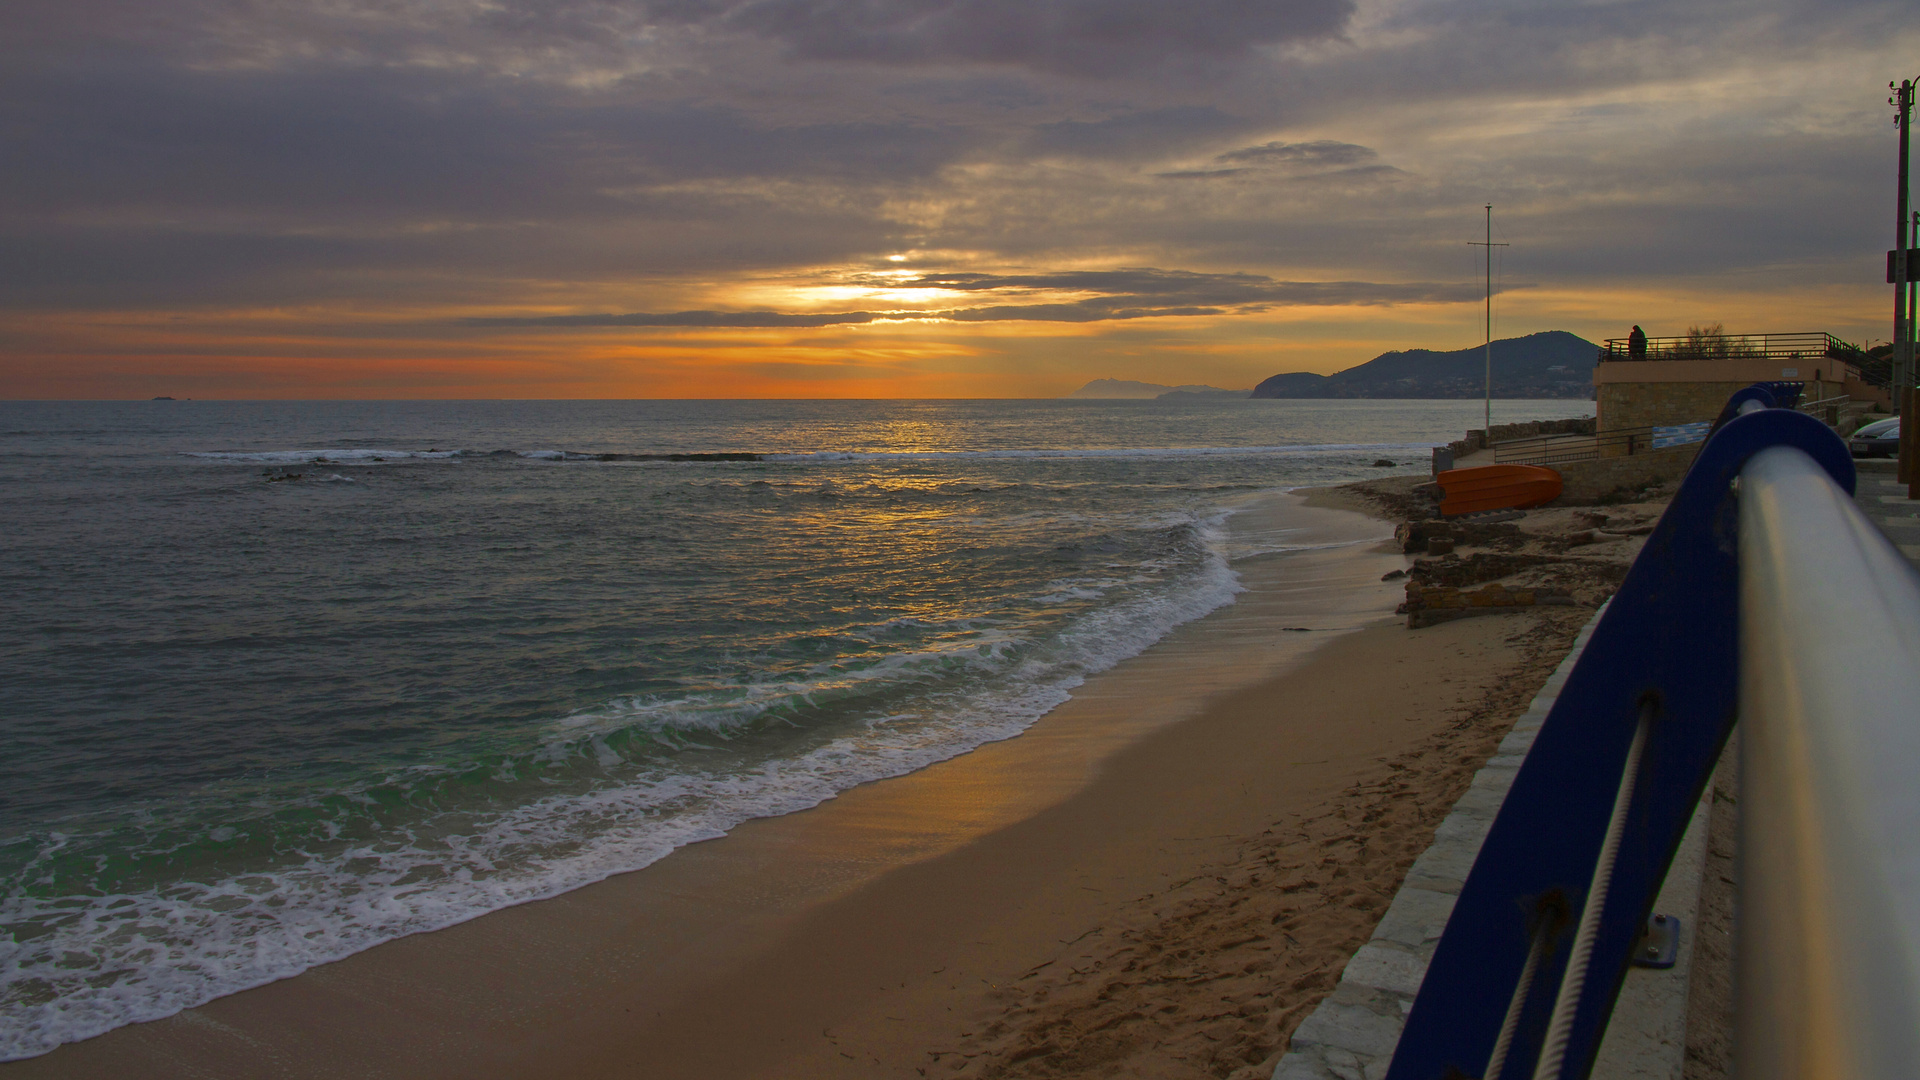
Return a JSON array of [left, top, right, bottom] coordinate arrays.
[[1468, 205, 1508, 436]]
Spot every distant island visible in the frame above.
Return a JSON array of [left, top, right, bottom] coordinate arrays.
[[1068, 331, 1598, 401], [1251, 331, 1597, 399], [1065, 379, 1252, 400]]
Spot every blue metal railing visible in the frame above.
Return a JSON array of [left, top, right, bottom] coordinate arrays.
[[1383, 384, 1920, 1080]]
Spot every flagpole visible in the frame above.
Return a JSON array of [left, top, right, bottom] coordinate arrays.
[[1468, 206, 1509, 438]]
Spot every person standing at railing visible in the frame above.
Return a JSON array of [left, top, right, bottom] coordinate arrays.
[[1628, 325, 1647, 360]]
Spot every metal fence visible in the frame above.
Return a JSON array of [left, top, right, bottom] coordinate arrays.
[[1597, 331, 1863, 367], [1384, 385, 1920, 1080], [1491, 427, 1664, 465]]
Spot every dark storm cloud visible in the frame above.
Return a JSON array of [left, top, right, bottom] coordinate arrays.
[[467, 269, 1489, 326]]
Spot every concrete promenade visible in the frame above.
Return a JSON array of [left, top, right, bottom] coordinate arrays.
[[1852, 458, 1920, 570]]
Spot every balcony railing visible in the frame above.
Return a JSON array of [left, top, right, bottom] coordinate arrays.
[[1597, 331, 1864, 366]]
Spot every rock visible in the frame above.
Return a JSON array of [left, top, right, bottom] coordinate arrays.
[[1394, 521, 1448, 553], [1381, 569, 1406, 581], [1426, 536, 1455, 556], [1372, 459, 1396, 467], [1394, 518, 1522, 554], [1453, 508, 1525, 524], [1403, 581, 1577, 627], [1410, 552, 1581, 589]]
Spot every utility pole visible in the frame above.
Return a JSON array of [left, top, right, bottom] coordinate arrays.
[[1911, 207, 1919, 497], [1893, 79, 1914, 486], [1468, 205, 1509, 436]]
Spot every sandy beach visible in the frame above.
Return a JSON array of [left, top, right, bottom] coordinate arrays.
[[5, 481, 1652, 1080]]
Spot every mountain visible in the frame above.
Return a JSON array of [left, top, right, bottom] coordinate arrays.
[[1250, 331, 1598, 399], [1066, 378, 1249, 399]]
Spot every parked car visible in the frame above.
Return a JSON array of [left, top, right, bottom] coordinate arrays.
[[1850, 417, 1900, 458]]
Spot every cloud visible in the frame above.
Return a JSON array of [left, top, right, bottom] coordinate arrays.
[[8, 0, 1357, 84], [467, 267, 1491, 327], [1024, 107, 1259, 161], [1214, 140, 1376, 167], [707, 0, 1357, 78], [0, 63, 978, 223], [1154, 139, 1401, 180], [471, 310, 884, 327], [0, 0, 1911, 392]]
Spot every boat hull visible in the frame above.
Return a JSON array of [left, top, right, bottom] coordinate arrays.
[[1436, 464, 1563, 516]]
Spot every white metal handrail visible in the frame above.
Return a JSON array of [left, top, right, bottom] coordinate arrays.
[[1736, 445, 1920, 1079], [1796, 393, 1851, 414]]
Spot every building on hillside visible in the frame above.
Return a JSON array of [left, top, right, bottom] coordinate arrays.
[[1592, 330, 1888, 434]]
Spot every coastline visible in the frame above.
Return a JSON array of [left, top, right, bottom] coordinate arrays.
[[4, 485, 1592, 1079]]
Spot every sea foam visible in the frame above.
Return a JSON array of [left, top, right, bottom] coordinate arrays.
[[0, 514, 1245, 1060]]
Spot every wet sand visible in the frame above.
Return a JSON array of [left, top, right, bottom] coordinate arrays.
[[5, 490, 1591, 1080]]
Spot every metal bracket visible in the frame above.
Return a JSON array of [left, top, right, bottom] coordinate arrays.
[[1629, 914, 1680, 969]]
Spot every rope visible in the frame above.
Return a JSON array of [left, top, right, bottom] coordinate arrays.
[[1530, 702, 1653, 1080], [1484, 914, 1552, 1080]]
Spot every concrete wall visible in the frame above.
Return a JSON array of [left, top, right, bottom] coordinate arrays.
[[1594, 355, 1877, 432], [1598, 380, 1889, 439], [1596, 382, 1741, 434], [1553, 447, 1696, 503], [1443, 416, 1596, 459], [1845, 377, 1893, 410]]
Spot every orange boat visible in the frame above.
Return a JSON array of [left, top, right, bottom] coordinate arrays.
[[1436, 464, 1563, 517]]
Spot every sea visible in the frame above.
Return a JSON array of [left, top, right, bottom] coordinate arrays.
[[0, 397, 1590, 1058]]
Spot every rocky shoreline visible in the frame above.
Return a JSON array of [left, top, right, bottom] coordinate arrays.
[[1331, 474, 1670, 630]]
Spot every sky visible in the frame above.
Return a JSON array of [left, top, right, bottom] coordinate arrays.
[[1, 0, 1914, 398]]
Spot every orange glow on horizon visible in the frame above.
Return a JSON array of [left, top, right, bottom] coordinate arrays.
[[0, 281, 1894, 400]]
